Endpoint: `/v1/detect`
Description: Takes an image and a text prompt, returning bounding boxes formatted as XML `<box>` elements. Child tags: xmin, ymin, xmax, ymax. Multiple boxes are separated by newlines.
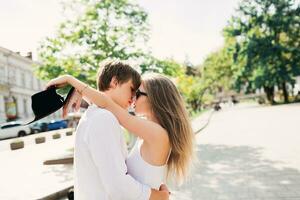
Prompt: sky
<box><xmin>0</xmin><ymin>0</ymin><xmax>240</xmax><ymax>65</ymax></box>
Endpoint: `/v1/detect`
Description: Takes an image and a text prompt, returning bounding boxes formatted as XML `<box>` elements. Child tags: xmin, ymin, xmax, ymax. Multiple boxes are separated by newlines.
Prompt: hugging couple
<box><xmin>46</xmin><ymin>60</ymin><xmax>195</xmax><ymax>200</ymax></box>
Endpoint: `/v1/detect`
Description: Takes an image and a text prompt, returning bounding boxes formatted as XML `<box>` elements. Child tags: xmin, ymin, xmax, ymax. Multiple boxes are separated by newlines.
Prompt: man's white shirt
<box><xmin>74</xmin><ymin>105</ymin><xmax>151</xmax><ymax>200</ymax></box>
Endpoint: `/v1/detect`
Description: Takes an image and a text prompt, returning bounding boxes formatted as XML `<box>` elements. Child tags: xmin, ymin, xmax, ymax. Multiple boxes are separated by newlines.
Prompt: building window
<box><xmin>21</xmin><ymin>72</ymin><xmax>26</xmax><ymax>87</ymax></box>
<box><xmin>30</xmin><ymin>76</ymin><xmax>34</xmax><ymax>90</ymax></box>
<box><xmin>9</xmin><ymin>68</ymin><xmax>16</xmax><ymax>86</ymax></box>
<box><xmin>23</xmin><ymin>98</ymin><xmax>28</xmax><ymax>117</ymax></box>
<box><xmin>0</xmin><ymin>65</ymin><xmax>5</xmax><ymax>82</ymax></box>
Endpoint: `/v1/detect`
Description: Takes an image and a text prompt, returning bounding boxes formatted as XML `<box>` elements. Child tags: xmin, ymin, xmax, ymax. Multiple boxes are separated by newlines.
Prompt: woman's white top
<box><xmin>126</xmin><ymin>138</ymin><xmax>170</xmax><ymax>189</ymax></box>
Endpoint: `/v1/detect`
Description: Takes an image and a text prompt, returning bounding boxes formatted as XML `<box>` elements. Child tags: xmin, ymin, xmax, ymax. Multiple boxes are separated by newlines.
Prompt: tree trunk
<box><xmin>264</xmin><ymin>86</ymin><xmax>275</xmax><ymax>104</ymax></box>
<box><xmin>282</xmin><ymin>82</ymin><xmax>289</xmax><ymax>103</ymax></box>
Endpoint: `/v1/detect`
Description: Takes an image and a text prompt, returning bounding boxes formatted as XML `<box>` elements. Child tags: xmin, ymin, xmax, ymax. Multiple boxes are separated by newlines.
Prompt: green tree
<box><xmin>225</xmin><ymin>0</ymin><xmax>300</xmax><ymax>104</ymax></box>
<box><xmin>142</xmin><ymin>57</ymin><xmax>184</xmax><ymax>76</ymax></box>
<box><xmin>177</xmin><ymin>75</ymin><xmax>203</xmax><ymax>113</ymax></box>
<box><xmin>200</xmin><ymin>40</ymin><xmax>236</xmax><ymax>100</ymax></box>
<box><xmin>37</xmin><ymin>0</ymin><xmax>149</xmax><ymax>88</ymax></box>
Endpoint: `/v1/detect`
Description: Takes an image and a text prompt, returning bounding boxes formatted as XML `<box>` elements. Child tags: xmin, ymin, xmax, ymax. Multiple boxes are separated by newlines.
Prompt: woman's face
<box><xmin>134</xmin><ymin>83</ymin><xmax>151</xmax><ymax>115</ymax></box>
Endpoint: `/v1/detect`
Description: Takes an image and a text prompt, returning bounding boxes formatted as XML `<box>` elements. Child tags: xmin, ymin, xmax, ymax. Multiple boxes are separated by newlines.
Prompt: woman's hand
<box><xmin>45</xmin><ymin>75</ymin><xmax>73</xmax><ymax>89</ymax></box>
<box><xmin>149</xmin><ymin>184</ymin><xmax>170</xmax><ymax>200</ymax></box>
<box><xmin>159</xmin><ymin>184</ymin><xmax>170</xmax><ymax>195</ymax></box>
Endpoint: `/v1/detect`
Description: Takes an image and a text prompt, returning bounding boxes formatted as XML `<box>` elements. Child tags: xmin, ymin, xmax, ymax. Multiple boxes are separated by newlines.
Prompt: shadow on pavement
<box><xmin>43</xmin><ymin>164</ymin><xmax>73</xmax><ymax>184</ymax></box>
<box><xmin>172</xmin><ymin>144</ymin><xmax>300</xmax><ymax>200</ymax></box>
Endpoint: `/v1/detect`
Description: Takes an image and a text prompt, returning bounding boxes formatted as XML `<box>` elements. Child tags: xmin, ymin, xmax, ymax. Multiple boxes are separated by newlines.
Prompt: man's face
<box><xmin>110</xmin><ymin>79</ymin><xmax>136</xmax><ymax>109</ymax></box>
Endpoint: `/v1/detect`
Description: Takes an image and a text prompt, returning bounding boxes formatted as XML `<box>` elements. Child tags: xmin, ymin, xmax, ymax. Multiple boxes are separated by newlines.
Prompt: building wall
<box><xmin>0</xmin><ymin>46</ymin><xmax>60</xmax><ymax>123</ymax></box>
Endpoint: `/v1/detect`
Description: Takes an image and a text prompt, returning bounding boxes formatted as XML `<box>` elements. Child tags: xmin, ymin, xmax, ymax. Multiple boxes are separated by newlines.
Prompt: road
<box><xmin>172</xmin><ymin>103</ymin><xmax>300</xmax><ymax>200</ymax></box>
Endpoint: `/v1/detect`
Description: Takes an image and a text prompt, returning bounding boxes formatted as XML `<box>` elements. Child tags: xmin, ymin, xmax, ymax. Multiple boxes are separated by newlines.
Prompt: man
<box><xmin>65</xmin><ymin>61</ymin><xmax>169</xmax><ymax>200</ymax></box>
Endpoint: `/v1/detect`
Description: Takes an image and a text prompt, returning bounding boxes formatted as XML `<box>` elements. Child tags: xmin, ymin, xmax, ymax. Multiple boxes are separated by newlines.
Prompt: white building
<box><xmin>0</xmin><ymin>46</ymin><xmax>60</xmax><ymax>123</ymax></box>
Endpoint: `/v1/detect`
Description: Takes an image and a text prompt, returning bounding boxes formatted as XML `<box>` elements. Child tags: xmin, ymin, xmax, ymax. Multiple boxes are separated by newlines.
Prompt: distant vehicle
<box><xmin>47</xmin><ymin>120</ymin><xmax>68</xmax><ymax>131</ymax></box>
<box><xmin>30</xmin><ymin>122</ymin><xmax>48</xmax><ymax>133</ymax></box>
<box><xmin>0</xmin><ymin>121</ymin><xmax>31</xmax><ymax>140</ymax></box>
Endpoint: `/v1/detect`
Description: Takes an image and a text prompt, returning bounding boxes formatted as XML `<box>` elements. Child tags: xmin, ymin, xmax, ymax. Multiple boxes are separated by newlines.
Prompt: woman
<box><xmin>46</xmin><ymin>73</ymin><xmax>195</xmax><ymax>188</ymax></box>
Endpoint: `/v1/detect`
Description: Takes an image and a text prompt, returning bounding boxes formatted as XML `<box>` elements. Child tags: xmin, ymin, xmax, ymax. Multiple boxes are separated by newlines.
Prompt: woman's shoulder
<box><xmin>145</xmin><ymin>125</ymin><xmax>170</xmax><ymax>148</ymax></box>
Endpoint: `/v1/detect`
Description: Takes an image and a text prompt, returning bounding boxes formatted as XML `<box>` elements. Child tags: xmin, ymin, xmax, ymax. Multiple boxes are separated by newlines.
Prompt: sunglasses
<box><xmin>136</xmin><ymin>88</ymin><xmax>148</xmax><ymax>99</ymax></box>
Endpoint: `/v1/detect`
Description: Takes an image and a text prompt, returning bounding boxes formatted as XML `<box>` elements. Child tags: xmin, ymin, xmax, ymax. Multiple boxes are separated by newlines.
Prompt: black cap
<box><xmin>25</xmin><ymin>86</ymin><xmax>75</xmax><ymax>125</ymax></box>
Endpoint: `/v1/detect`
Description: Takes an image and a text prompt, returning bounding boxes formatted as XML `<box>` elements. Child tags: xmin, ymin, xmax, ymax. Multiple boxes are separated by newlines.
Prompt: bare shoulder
<box><xmin>142</xmin><ymin>125</ymin><xmax>170</xmax><ymax>164</ymax></box>
<box><xmin>147</xmin><ymin>124</ymin><xmax>170</xmax><ymax>147</ymax></box>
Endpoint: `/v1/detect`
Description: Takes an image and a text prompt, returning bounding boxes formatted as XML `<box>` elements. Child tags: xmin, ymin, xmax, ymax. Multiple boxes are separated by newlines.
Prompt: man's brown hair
<box><xmin>97</xmin><ymin>60</ymin><xmax>141</xmax><ymax>91</ymax></box>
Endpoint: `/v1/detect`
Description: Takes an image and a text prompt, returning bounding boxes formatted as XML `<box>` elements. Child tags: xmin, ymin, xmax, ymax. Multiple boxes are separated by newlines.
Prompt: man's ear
<box><xmin>110</xmin><ymin>76</ymin><xmax>119</xmax><ymax>89</ymax></box>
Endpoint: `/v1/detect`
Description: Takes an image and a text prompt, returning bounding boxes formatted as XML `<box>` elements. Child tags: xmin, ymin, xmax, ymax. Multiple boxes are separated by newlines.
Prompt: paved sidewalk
<box><xmin>0</xmin><ymin>135</ymin><xmax>74</xmax><ymax>199</ymax></box>
<box><xmin>171</xmin><ymin>103</ymin><xmax>300</xmax><ymax>200</ymax></box>
<box><xmin>1</xmin><ymin>103</ymin><xmax>300</xmax><ymax>200</ymax></box>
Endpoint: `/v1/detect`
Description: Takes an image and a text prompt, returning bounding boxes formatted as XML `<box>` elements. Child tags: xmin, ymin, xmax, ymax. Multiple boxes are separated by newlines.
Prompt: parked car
<box><xmin>0</xmin><ymin>121</ymin><xmax>31</xmax><ymax>140</ymax></box>
<box><xmin>30</xmin><ymin>122</ymin><xmax>48</xmax><ymax>133</ymax></box>
<box><xmin>47</xmin><ymin>120</ymin><xmax>68</xmax><ymax>131</ymax></box>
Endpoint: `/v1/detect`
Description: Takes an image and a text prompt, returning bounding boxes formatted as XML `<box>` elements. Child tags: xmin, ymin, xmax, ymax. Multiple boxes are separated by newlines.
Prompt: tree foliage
<box><xmin>200</xmin><ymin>38</ymin><xmax>236</xmax><ymax>99</ymax></box>
<box><xmin>224</xmin><ymin>0</ymin><xmax>300</xmax><ymax>103</ymax></box>
<box><xmin>37</xmin><ymin>0</ymin><xmax>149</xmax><ymax>88</ymax></box>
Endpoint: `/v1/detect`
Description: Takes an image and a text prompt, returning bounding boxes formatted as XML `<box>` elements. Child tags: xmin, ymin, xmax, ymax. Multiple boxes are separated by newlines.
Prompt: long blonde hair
<box><xmin>143</xmin><ymin>73</ymin><xmax>195</xmax><ymax>183</ymax></box>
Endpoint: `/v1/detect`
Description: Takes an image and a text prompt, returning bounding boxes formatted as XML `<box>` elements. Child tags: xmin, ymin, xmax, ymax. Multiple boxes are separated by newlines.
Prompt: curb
<box><xmin>43</xmin><ymin>157</ymin><xmax>73</xmax><ymax>165</ymax></box>
<box><xmin>39</xmin><ymin>186</ymin><xmax>73</xmax><ymax>200</ymax></box>
<box><xmin>4</xmin><ymin>128</ymin><xmax>74</xmax><ymax>152</ymax></box>
<box><xmin>194</xmin><ymin>110</ymin><xmax>215</xmax><ymax>135</ymax></box>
